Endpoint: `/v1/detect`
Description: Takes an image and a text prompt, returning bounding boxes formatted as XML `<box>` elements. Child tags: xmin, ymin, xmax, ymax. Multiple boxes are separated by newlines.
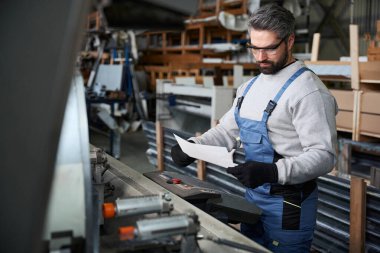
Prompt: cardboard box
<box><xmin>359</xmin><ymin>61</ymin><xmax>380</xmax><ymax>80</ymax></box>
<box><xmin>359</xmin><ymin>91</ymin><xmax>380</xmax><ymax>136</ymax></box>
<box><xmin>330</xmin><ymin>89</ymin><xmax>354</xmax><ymax>132</ymax></box>
<box><xmin>361</xmin><ymin>92</ymin><xmax>380</xmax><ymax>114</ymax></box>
<box><xmin>331</xmin><ymin>89</ymin><xmax>354</xmax><ymax>110</ymax></box>
<box><xmin>360</xmin><ymin>114</ymin><xmax>380</xmax><ymax>135</ymax></box>
<box><xmin>336</xmin><ymin>111</ymin><xmax>353</xmax><ymax>131</ymax></box>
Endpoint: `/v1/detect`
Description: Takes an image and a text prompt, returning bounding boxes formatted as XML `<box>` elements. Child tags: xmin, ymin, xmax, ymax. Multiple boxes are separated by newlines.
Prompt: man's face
<box><xmin>248</xmin><ymin>29</ymin><xmax>293</xmax><ymax>74</ymax></box>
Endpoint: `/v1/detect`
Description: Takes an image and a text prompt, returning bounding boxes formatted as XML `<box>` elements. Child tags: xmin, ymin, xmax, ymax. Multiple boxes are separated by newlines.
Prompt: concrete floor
<box><xmin>89</xmin><ymin>128</ymin><xmax>156</xmax><ymax>174</ymax></box>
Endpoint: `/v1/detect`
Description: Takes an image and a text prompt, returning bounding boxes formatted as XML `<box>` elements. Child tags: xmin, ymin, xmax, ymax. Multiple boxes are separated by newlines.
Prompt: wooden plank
<box><xmin>318</xmin><ymin>76</ymin><xmax>351</xmax><ymax>82</ymax></box>
<box><xmin>199</xmin><ymin>25</ymin><xmax>204</xmax><ymax>48</ymax></box>
<box><xmin>337</xmin><ymin>127</ymin><xmax>352</xmax><ymax>133</ymax></box>
<box><xmin>349</xmin><ymin>176</ymin><xmax>367</xmax><ymax>253</ymax></box>
<box><xmin>360</xmin><ymin>79</ymin><xmax>380</xmax><ymax>84</ymax></box>
<box><xmin>350</xmin><ymin>25</ymin><xmax>360</xmax><ymax>90</ymax></box>
<box><xmin>156</xmin><ymin>121</ymin><xmax>165</xmax><ymax>172</ymax></box>
<box><xmin>139</xmin><ymin>62</ymin><xmax>259</xmax><ymax>73</ymax></box>
<box><xmin>140</xmin><ymin>53</ymin><xmax>203</xmax><ymax>65</ymax></box>
<box><xmin>215</xmin><ymin>0</ymin><xmax>221</xmax><ymax>15</ymax></box>
<box><xmin>311</xmin><ymin>33</ymin><xmax>321</xmax><ymax>61</ymax></box>
<box><xmin>339</xmin><ymin>143</ymin><xmax>352</xmax><ymax>175</ymax></box>
<box><xmin>353</xmin><ymin>90</ymin><xmax>362</xmax><ymax>141</ymax></box>
<box><xmin>196</xmin><ymin>132</ymin><xmax>206</xmax><ymax>180</ymax></box>
<box><xmin>304</xmin><ymin>60</ymin><xmax>350</xmax><ymax>65</ymax></box>
<box><xmin>162</xmin><ymin>32</ymin><xmax>167</xmax><ymax>53</ymax></box>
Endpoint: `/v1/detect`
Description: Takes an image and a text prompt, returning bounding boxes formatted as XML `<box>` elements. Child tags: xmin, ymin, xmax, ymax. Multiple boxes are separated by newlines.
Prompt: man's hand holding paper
<box><xmin>171</xmin><ymin>134</ymin><xmax>237</xmax><ymax>168</ymax></box>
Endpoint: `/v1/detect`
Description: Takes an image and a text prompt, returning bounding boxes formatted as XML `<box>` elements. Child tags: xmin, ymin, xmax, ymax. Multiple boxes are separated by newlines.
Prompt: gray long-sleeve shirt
<box><xmin>191</xmin><ymin>60</ymin><xmax>338</xmax><ymax>185</ymax></box>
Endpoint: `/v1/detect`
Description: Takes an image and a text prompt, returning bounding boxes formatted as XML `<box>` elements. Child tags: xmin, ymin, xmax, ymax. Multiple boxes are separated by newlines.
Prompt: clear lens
<box><xmin>251</xmin><ymin>48</ymin><xmax>277</xmax><ymax>55</ymax></box>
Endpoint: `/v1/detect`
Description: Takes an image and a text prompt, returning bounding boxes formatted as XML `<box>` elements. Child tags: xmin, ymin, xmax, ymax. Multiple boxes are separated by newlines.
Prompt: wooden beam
<box><xmin>311</xmin><ymin>33</ymin><xmax>321</xmax><ymax>61</ymax></box>
<box><xmin>304</xmin><ymin>60</ymin><xmax>350</xmax><ymax>66</ymax></box>
<box><xmin>139</xmin><ymin>53</ymin><xmax>203</xmax><ymax>65</ymax></box>
<box><xmin>196</xmin><ymin>132</ymin><xmax>206</xmax><ymax>180</ymax></box>
<box><xmin>350</xmin><ymin>24</ymin><xmax>360</xmax><ymax>90</ymax></box>
<box><xmin>199</xmin><ymin>25</ymin><xmax>204</xmax><ymax>48</ymax></box>
<box><xmin>339</xmin><ymin>142</ymin><xmax>352</xmax><ymax>175</ymax></box>
<box><xmin>162</xmin><ymin>32</ymin><xmax>167</xmax><ymax>54</ymax></box>
<box><xmin>353</xmin><ymin>90</ymin><xmax>362</xmax><ymax>141</ymax></box>
<box><xmin>349</xmin><ymin>176</ymin><xmax>367</xmax><ymax>253</ymax></box>
<box><xmin>156</xmin><ymin>121</ymin><xmax>165</xmax><ymax>172</ymax></box>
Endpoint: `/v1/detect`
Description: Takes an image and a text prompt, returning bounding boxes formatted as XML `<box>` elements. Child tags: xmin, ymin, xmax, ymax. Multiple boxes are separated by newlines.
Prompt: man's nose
<box><xmin>255</xmin><ymin>50</ymin><xmax>268</xmax><ymax>61</ymax></box>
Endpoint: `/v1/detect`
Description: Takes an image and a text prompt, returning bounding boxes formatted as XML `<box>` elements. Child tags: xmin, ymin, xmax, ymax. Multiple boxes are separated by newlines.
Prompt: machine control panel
<box><xmin>144</xmin><ymin>171</ymin><xmax>222</xmax><ymax>201</ymax></box>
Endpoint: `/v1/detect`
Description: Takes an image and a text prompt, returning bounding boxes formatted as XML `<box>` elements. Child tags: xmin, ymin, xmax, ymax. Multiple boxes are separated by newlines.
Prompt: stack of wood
<box><xmin>367</xmin><ymin>20</ymin><xmax>380</xmax><ymax>61</ymax></box>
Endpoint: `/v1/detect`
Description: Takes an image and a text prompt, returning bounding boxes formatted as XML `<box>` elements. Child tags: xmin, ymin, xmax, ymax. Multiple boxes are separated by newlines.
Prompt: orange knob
<box><xmin>102</xmin><ymin>203</ymin><xmax>116</xmax><ymax>218</ymax></box>
<box><xmin>119</xmin><ymin>226</ymin><xmax>135</xmax><ymax>240</ymax></box>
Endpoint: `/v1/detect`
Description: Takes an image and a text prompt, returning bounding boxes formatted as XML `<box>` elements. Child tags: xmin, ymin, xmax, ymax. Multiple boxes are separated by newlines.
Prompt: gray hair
<box><xmin>248</xmin><ymin>4</ymin><xmax>295</xmax><ymax>40</ymax></box>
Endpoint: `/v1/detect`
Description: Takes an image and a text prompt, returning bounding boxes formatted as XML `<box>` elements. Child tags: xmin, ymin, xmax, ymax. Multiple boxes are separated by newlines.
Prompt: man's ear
<box><xmin>287</xmin><ymin>33</ymin><xmax>295</xmax><ymax>50</ymax></box>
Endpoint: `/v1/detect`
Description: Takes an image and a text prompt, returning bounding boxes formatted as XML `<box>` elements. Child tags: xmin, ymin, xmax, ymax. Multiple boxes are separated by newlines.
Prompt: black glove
<box><xmin>171</xmin><ymin>140</ymin><xmax>195</xmax><ymax>167</ymax></box>
<box><xmin>227</xmin><ymin>161</ymin><xmax>278</xmax><ymax>189</ymax></box>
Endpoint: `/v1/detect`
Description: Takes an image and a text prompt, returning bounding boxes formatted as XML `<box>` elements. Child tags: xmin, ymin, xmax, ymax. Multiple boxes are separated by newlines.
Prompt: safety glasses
<box><xmin>246</xmin><ymin>37</ymin><xmax>286</xmax><ymax>56</ymax></box>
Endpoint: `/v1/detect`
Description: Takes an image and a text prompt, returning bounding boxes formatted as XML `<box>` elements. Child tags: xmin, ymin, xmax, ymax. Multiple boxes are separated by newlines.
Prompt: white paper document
<box><xmin>174</xmin><ymin>134</ymin><xmax>238</xmax><ymax>168</ymax></box>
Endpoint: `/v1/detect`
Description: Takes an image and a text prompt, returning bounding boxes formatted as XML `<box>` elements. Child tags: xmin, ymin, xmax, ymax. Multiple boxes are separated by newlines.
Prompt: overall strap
<box><xmin>262</xmin><ymin>67</ymin><xmax>310</xmax><ymax>122</ymax></box>
<box><xmin>236</xmin><ymin>75</ymin><xmax>259</xmax><ymax>112</ymax></box>
<box><xmin>243</xmin><ymin>76</ymin><xmax>259</xmax><ymax>97</ymax></box>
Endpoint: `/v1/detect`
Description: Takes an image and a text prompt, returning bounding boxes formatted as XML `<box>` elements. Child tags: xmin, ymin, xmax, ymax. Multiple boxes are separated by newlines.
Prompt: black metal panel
<box><xmin>0</xmin><ymin>0</ymin><xmax>90</xmax><ymax>252</ymax></box>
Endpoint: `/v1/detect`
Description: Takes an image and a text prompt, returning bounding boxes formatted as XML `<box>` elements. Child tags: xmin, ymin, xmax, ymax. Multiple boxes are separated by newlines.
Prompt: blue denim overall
<box><xmin>234</xmin><ymin>67</ymin><xmax>318</xmax><ymax>252</ymax></box>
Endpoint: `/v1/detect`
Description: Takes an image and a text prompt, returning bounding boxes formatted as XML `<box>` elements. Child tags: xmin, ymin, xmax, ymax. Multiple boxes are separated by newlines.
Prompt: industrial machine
<box><xmin>38</xmin><ymin>74</ymin><xmax>267</xmax><ymax>253</ymax></box>
<box><xmin>102</xmin><ymin>193</ymin><xmax>173</xmax><ymax>218</ymax></box>
<box><xmin>98</xmin><ymin>152</ymin><xmax>269</xmax><ymax>253</ymax></box>
<box><xmin>111</xmin><ymin>212</ymin><xmax>201</xmax><ymax>253</ymax></box>
<box><xmin>156</xmin><ymin>80</ymin><xmax>235</xmax><ymax>133</ymax></box>
<box><xmin>1</xmin><ymin>1</ymin><xmax>269</xmax><ymax>253</ymax></box>
<box><xmin>144</xmin><ymin>171</ymin><xmax>262</xmax><ymax>225</ymax></box>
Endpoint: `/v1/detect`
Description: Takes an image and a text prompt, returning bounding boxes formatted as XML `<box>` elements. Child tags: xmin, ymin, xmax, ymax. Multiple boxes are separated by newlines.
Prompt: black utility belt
<box><xmin>270</xmin><ymin>179</ymin><xmax>317</xmax><ymax>198</ymax></box>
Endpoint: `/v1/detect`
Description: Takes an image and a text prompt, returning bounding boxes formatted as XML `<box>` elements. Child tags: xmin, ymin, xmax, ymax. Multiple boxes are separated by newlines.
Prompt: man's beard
<box><xmin>257</xmin><ymin>50</ymin><xmax>289</xmax><ymax>75</ymax></box>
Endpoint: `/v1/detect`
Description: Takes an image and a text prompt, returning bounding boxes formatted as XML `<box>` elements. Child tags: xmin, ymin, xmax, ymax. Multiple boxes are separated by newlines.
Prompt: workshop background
<box><xmin>1</xmin><ymin>0</ymin><xmax>380</xmax><ymax>253</ymax></box>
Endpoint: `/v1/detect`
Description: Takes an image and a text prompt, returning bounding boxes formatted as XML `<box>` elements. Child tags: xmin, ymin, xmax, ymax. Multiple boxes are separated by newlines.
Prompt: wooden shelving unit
<box><xmin>307</xmin><ymin>24</ymin><xmax>380</xmax><ymax>141</ymax></box>
<box><xmin>197</xmin><ymin>0</ymin><xmax>247</xmax><ymax>17</ymax></box>
<box><xmin>137</xmin><ymin>0</ymin><xmax>250</xmax><ymax>90</ymax></box>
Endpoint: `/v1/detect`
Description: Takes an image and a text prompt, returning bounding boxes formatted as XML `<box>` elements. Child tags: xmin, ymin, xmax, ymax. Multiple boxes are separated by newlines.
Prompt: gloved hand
<box><xmin>227</xmin><ymin>161</ymin><xmax>278</xmax><ymax>189</ymax></box>
<box><xmin>171</xmin><ymin>140</ymin><xmax>195</xmax><ymax>167</ymax></box>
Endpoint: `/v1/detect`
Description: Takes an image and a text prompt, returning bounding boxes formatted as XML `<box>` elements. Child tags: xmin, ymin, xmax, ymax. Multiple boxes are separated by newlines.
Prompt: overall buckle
<box><xmin>237</xmin><ymin>96</ymin><xmax>245</xmax><ymax>110</ymax></box>
<box><xmin>265</xmin><ymin>100</ymin><xmax>277</xmax><ymax>115</ymax></box>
